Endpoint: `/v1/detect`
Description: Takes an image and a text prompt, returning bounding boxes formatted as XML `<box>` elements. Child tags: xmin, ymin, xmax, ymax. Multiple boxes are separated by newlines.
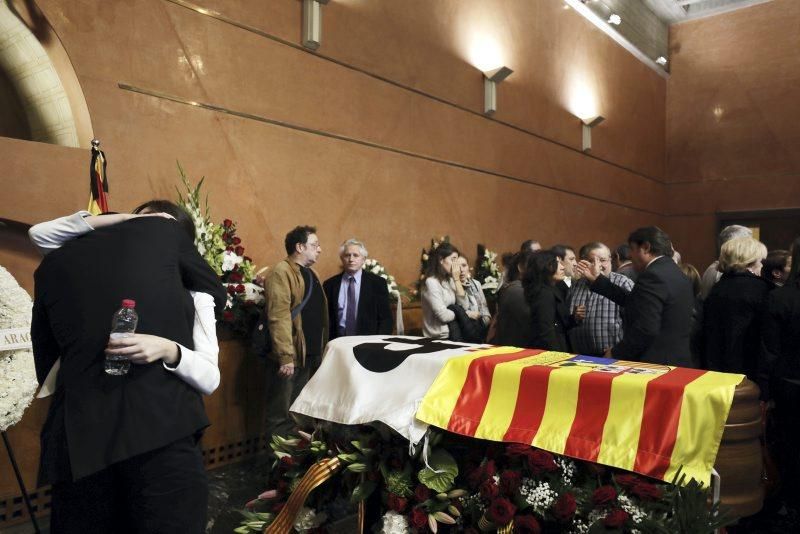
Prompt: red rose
<box><xmin>229</xmin><ymin>272</ymin><xmax>243</xmax><ymax>283</ymax></box>
<box><xmin>603</xmin><ymin>508</ymin><xmax>630</xmax><ymax>528</ymax></box>
<box><xmin>592</xmin><ymin>485</ymin><xmax>617</xmax><ymax>506</ymax></box>
<box><xmin>386</xmin><ymin>493</ymin><xmax>408</xmax><ymax>512</ymax></box>
<box><xmin>410</xmin><ymin>508</ymin><xmax>427</xmax><ymax>528</ymax></box>
<box><xmin>235</xmin><ymin>284</ymin><xmax>245</xmax><ymax>293</ymax></box>
<box><xmin>223</xmin><ymin>219</ymin><xmax>233</xmax><ymax>228</ymax></box>
<box><xmin>513</xmin><ymin>515</ymin><xmax>541</xmax><ymax>534</ymax></box>
<box><xmin>484</xmin><ymin>460</ymin><xmax>497</xmax><ymax>478</ymax></box>
<box><xmin>414</xmin><ymin>485</ymin><xmax>431</xmax><ymax>502</ymax></box>
<box><xmin>499</xmin><ymin>471</ymin><xmax>521</xmax><ymax>496</ymax></box>
<box><xmin>552</xmin><ymin>493</ymin><xmax>577</xmax><ymax>521</ymax></box>
<box><xmin>235</xmin><ymin>246</ymin><xmax>245</xmax><ymax>256</ymax></box>
<box><xmin>614</xmin><ymin>474</ymin><xmax>639</xmax><ymax>489</ymax></box>
<box><xmin>631</xmin><ymin>481</ymin><xmax>663</xmax><ymax>501</ymax></box>
<box><xmin>506</xmin><ymin>443</ymin><xmax>534</xmax><ymax>458</ymax></box>
<box><xmin>223</xmin><ymin>310</ymin><xmax>234</xmax><ymax>321</ymax></box>
<box><xmin>528</xmin><ymin>450</ymin><xmax>558</xmax><ymax>474</ymax></box>
<box><xmin>233</xmin><ymin>236</ymin><xmax>242</xmax><ymax>245</ymax></box>
<box><xmin>226</xmin><ymin>246</ymin><xmax>234</xmax><ymax>252</ymax></box>
<box><xmin>280</xmin><ymin>455</ymin><xmax>295</xmax><ymax>467</ymax></box>
<box><xmin>226</xmin><ymin>285</ymin><xmax>236</xmax><ymax>295</ymax></box>
<box><xmin>480</xmin><ymin>479</ymin><xmax>500</xmax><ymax>500</ymax></box>
<box><xmin>487</xmin><ymin>497</ymin><xmax>516</xmax><ymax>525</ymax></box>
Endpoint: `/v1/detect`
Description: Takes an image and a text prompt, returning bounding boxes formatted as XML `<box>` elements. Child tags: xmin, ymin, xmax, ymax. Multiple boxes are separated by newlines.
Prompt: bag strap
<box><xmin>290</xmin><ymin>268</ymin><xmax>314</xmax><ymax>320</ymax></box>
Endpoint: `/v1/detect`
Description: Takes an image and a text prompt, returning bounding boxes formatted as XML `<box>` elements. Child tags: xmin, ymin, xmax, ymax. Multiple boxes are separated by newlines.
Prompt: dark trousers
<box><xmin>50</xmin><ymin>435</ymin><xmax>207</xmax><ymax>534</ymax></box>
<box><xmin>264</xmin><ymin>354</ymin><xmax>321</xmax><ymax>439</ymax></box>
<box><xmin>773</xmin><ymin>378</ymin><xmax>800</xmax><ymax>506</ymax></box>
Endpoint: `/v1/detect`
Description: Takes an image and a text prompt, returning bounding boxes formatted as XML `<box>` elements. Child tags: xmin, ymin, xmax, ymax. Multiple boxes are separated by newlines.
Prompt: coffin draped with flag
<box><xmin>291</xmin><ymin>336</ymin><xmax>745</xmax><ymax>487</ymax></box>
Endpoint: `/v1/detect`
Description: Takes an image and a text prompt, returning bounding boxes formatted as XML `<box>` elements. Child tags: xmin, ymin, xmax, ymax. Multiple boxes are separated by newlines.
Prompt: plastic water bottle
<box><xmin>105</xmin><ymin>299</ymin><xmax>138</xmax><ymax>376</ymax></box>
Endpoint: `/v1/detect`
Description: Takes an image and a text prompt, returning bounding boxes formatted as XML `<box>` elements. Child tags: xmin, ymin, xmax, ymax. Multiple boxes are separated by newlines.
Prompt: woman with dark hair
<box><xmin>522</xmin><ymin>251</ymin><xmax>570</xmax><ymax>351</ymax></box>
<box><xmin>28</xmin><ymin>202</ymin><xmax>220</xmax><ymax>396</ymax></box>
<box><xmin>420</xmin><ymin>242</ymin><xmax>467</xmax><ymax>339</ymax></box>
<box><xmin>763</xmin><ymin>237</ymin><xmax>800</xmax><ymax>508</ymax></box>
<box><xmin>762</xmin><ymin>249</ymin><xmax>791</xmax><ymax>287</ymax></box>
<box><xmin>491</xmin><ymin>250</ymin><xmax>533</xmax><ymax>346</ymax></box>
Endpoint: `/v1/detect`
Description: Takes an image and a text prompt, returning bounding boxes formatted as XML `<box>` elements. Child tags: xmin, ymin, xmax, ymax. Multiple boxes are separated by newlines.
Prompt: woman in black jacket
<box><xmin>698</xmin><ymin>236</ymin><xmax>771</xmax><ymax>386</ymax></box>
<box><xmin>764</xmin><ymin>238</ymin><xmax>800</xmax><ymax>507</ymax></box>
<box><xmin>522</xmin><ymin>251</ymin><xmax>570</xmax><ymax>352</ymax></box>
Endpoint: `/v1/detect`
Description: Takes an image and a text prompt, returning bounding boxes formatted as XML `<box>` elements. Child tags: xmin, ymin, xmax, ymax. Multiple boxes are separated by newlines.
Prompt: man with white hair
<box><xmin>568</xmin><ymin>242</ymin><xmax>634</xmax><ymax>355</ymax></box>
<box><xmin>699</xmin><ymin>225</ymin><xmax>753</xmax><ymax>299</ymax></box>
<box><xmin>323</xmin><ymin>239</ymin><xmax>392</xmax><ymax>339</ymax></box>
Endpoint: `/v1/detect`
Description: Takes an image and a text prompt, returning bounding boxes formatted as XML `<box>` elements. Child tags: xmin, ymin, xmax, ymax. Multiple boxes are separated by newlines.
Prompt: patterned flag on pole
<box><xmin>87</xmin><ymin>139</ymin><xmax>109</xmax><ymax>215</ymax></box>
<box><xmin>416</xmin><ymin>349</ymin><xmax>744</xmax><ymax>485</ymax></box>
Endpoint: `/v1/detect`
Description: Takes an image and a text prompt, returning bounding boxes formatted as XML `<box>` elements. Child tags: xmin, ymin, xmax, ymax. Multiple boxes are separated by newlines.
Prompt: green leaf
<box><xmin>351</xmin><ymin>480</ymin><xmax>377</xmax><ymax>503</ymax></box>
<box><xmin>347</xmin><ymin>462</ymin><xmax>369</xmax><ymax>473</ymax></box>
<box><xmin>418</xmin><ymin>449</ymin><xmax>458</xmax><ymax>493</ymax></box>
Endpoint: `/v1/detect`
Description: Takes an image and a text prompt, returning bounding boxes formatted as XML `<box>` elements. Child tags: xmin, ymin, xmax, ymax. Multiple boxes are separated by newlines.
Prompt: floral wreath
<box><xmin>0</xmin><ymin>265</ymin><xmax>38</xmax><ymax>432</ymax></box>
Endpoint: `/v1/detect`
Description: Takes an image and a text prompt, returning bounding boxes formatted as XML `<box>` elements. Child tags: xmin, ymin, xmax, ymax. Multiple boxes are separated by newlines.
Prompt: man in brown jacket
<box><xmin>264</xmin><ymin>225</ymin><xmax>328</xmax><ymax>438</ymax></box>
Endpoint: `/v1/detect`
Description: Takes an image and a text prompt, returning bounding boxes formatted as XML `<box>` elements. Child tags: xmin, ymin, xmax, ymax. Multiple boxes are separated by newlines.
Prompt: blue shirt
<box><xmin>337</xmin><ymin>270</ymin><xmax>362</xmax><ymax>334</ymax></box>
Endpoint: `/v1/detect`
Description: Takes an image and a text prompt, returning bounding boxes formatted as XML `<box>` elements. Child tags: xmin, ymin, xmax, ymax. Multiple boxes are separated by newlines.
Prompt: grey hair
<box><xmin>339</xmin><ymin>238</ymin><xmax>368</xmax><ymax>258</ymax></box>
<box><xmin>718</xmin><ymin>225</ymin><xmax>752</xmax><ymax>248</ymax></box>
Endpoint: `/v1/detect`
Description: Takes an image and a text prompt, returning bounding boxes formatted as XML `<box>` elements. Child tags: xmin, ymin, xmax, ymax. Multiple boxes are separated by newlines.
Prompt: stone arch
<box><xmin>0</xmin><ymin>1</ymin><xmax>92</xmax><ymax>147</ymax></box>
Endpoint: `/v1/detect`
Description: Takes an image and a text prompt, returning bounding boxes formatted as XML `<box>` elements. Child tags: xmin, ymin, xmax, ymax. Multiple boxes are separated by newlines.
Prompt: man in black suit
<box><xmin>31</xmin><ymin>212</ymin><xmax>225</xmax><ymax>533</ymax></box>
<box><xmin>576</xmin><ymin>226</ymin><xmax>695</xmax><ymax>367</ymax></box>
<box><xmin>323</xmin><ymin>239</ymin><xmax>392</xmax><ymax>339</ymax></box>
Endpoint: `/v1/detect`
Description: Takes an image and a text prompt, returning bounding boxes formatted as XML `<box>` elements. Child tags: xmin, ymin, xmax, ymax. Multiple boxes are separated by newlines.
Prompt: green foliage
<box><xmin>418</xmin><ymin>448</ymin><xmax>459</xmax><ymax>493</ymax></box>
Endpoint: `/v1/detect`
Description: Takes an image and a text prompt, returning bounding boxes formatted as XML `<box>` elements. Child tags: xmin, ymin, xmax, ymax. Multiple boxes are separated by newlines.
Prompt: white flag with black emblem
<box><xmin>290</xmin><ymin>335</ymin><xmax>480</xmax><ymax>444</ymax></box>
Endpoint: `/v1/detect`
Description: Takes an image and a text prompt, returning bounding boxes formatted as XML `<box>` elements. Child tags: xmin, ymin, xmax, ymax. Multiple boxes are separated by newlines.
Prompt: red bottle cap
<box><xmin>121</xmin><ymin>299</ymin><xmax>136</xmax><ymax>308</ymax></box>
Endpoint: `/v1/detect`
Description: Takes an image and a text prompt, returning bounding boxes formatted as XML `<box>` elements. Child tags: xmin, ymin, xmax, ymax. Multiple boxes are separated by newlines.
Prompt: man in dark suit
<box><xmin>323</xmin><ymin>239</ymin><xmax>392</xmax><ymax>339</ymax></box>
<box><xmin>576</xmin><ymin>226</ymin><xmax>695</xmax><ymax>367</ymax></box>
<box><xmin>31</xmin><ymin>211</ymin><xmax>225</xmax><ymax>533</ymax></box>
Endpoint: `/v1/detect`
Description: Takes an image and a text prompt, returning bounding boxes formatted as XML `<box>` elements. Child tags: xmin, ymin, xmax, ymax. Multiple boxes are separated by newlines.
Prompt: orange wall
<box><xmin>665</xmin><ymin>0</ymin><xmax>800</xmax><ymax>267</ymax></box>
<box><xmin>2</xmin><ymin>0</ymin><xmax>667</xmax><ymax>286</ymax></box>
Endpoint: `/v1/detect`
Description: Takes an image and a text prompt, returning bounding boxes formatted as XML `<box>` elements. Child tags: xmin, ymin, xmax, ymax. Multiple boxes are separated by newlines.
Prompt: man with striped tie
<box><xmin>323</xmin><ymin>239</ymin><xmax>392</xmax><ymax>340</ymax></box>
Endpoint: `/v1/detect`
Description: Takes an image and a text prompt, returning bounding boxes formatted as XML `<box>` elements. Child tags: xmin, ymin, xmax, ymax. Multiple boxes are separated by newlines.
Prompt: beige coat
<box><xmin>264</xmin><ymin>258</ymin><xmax>328</xmax><ymax>366</ymax></box>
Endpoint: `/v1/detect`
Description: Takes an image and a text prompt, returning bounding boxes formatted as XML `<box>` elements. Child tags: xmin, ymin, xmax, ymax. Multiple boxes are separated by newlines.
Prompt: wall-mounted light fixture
<box><xmin>655</xmin><ymin>56</ymin><xmax>668</xmax><ymax>66</ymax></box>
<box><xmin>302</xmin><ymin>0</ymin><xmax>331</xmax><ymax>50</ymax></box>
<box><xmin>482</xmin><ymin>66</ymin><xmax>513</xmax><ymax>115</ymax></box>
<box><xmin>607</xmin><ymin>14</ymin><xmax>621</xmax><ymax>25</ymax></box>
<box><xmin>581</xmin><ymin>115</ymin><xmax>605</xmax><ymax>152</ymax></box>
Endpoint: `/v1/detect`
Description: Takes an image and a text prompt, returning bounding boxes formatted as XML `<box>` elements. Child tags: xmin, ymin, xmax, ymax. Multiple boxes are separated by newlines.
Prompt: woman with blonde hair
<box><xmin>698</xmin><ymin>237</ymin><xmax>771</xmax><ymax>391</ymax></box>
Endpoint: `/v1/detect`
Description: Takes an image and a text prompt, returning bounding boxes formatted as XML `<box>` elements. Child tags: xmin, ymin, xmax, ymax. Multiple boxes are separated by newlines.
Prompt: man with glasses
<box><xmin>263</xmin><ymin>225</ymin><xmax>328</xmax><ymax>438</ymax></box>
<box><xmin>569</xmin><ymin>242</ymin><xmax>633</xmax><ymax>355</ymax></box>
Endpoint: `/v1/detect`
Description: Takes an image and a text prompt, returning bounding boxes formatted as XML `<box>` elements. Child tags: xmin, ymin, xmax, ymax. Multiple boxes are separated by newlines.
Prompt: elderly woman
<box><xmin>698</xmin><ymin>236</ymin><xmax>770</xmax><ymax>388</ymax></box>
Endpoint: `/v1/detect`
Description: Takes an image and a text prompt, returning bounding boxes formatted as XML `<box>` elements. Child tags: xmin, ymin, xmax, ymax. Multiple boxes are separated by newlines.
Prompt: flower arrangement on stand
<box><xmin>413</xmin><ymin>236</ymin><xmax>451</xmax><ymax>300</ymax></box>
<box><xmin>0</xmin><ymin>266</ymin><xmax>38</xmax><ymax>432</ymax></box>
<box><xmin>237</xmin><ymin>426</ymin><xmax>729</xmax><ymax>534</ymax></box>
<box><xmin>175</xmin><ymin>164</ymin><xmax>264</xmax><ymax>334</ymax></box>
<box><xmin>474</xmin><ymin>245</ymin><xmax>501</xmax><ymax>306</ymax></box>
<box><xmin>363</xmin><ymin>258</ymin><xmax>404</xmax><ymax>302</ymax></box>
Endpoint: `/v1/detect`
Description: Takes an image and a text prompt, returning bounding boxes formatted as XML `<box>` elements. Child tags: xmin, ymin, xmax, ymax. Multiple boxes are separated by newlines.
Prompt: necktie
<box><xmin>345</xmin><ymin>275</ymin><xmax>357</xmax><ymax>336</ymax></box>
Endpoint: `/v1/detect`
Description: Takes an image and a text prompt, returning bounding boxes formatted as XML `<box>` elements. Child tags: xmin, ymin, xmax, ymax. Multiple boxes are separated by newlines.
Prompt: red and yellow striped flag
<box><xmin>87</xmin><ymin>140</ymin><xmax>109</xmax><ymax>215</ymax></box>
<box><xmin>416</xmin><ymin>349</ymin><xmax>744</xmax><ymax>485</ymax></box>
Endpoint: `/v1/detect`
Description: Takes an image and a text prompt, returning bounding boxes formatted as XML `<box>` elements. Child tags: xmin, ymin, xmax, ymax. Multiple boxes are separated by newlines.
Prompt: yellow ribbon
<box><xmin>264</xmin><ymin>457</ymin><xmax>342</xmax><ymax>533</ymax></box>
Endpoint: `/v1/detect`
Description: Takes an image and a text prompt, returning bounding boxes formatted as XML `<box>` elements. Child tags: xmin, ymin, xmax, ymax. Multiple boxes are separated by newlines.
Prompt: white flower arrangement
<box><xmin>475</xmin><ymin>245</ymin><xmax>503</xmax><ymax>293</ymax></box>
<box><xmin>380</xmin><ymin>510</ymin><xmax>411</xmax><ymax>534</ymax></box>
<box><xmin>363</xmin><ymin>258</ymin><xmax>401</xmax><ymax>301</ymax></box>
<box><xmin>520</xmin><ymin>478</ymin><xmax>557</xmax><ymax>514</ymax></box>
<box><xmin>0</xmin><ymin>266</ymin><xmax>38</xmax><ymax>432</ymax></box>
<box><xmin>292</xmin><ymin>506</ymin><xmax>327</xmax><ymax>532</ymax></box>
